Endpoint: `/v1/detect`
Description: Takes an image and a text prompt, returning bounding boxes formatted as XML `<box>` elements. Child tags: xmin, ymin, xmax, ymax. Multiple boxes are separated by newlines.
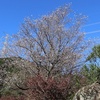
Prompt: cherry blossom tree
<box><xmin>3</xmin><ymin>4</ymin><xmax>87</xmax><ymax>78</ymax></box>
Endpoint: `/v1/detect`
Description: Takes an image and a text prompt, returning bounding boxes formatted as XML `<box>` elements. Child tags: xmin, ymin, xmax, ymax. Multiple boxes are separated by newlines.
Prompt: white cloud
<box><xmin>85</xmin><ymin>30</ymin><xmax>100</xmax><ymax>34</ymax></box>
<box><xmin>84</xmin><ymin>22</ymin><xmax>100</xmax><ymax>27</ymax></box>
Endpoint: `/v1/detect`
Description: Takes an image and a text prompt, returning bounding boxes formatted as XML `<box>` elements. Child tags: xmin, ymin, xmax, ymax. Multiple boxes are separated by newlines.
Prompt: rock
<box><xmin>73</xmin><ymin>82</ymin><xmax>100</xmax><ymax>100</ymax></box>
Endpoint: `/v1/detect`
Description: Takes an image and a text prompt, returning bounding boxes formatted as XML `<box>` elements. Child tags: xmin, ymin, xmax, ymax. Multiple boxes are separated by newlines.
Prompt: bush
<box><xmin>15</xmin><ymin>74</ymin><xmax>73</xmax><ymax>100</ymax></box>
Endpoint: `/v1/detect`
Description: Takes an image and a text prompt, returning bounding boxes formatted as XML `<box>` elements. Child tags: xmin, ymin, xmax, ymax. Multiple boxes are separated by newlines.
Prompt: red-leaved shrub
<box><xmin>19</xmin><ymin>75</ymin><xmax>71</xmax><ymax>100</ymax></box>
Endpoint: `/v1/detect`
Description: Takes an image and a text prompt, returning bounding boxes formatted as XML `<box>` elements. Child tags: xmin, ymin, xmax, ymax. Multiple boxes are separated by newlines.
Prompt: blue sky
<box><xmin>0</xmin><ymin>0</ymin><xmax>100</xmax><ymax>42</ymax></box>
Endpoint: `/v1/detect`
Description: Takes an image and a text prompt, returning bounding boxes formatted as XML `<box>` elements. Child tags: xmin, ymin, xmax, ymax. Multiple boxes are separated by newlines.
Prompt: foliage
<box><xmin>15</xmin><ymin>74</ymin><xmax>74</xmax><ymax>100</ymax></box>
<box><xmin>81</xmin><ymin>64</ymin><xmax>99</xmax><ymax>84</ymax></box>
<box><xmin>82</xmin><ymin>44</ymin><xmax>100</xmax><ymax>84</ymax></box>
<box><xmin>0</xmin><ymin>57</ymin><xmax>23</xmax><ymax>98</ymax></box>
<box><xmin>87</xmin><ymin>44</ymin><xmax>100</xmax><ymax>62</ymax></box>
<box><xmin>0</xmin><ymin>58</ymin><xmax>5</xmax><ymax>65</ymax></box>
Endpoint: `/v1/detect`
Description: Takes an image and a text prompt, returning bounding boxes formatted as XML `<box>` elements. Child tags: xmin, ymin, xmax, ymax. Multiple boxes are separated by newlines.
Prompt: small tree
<box><xmin>81</xmin><ymin>44</ymin><xmax>100</xmax><ymax>84</ymax></box>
